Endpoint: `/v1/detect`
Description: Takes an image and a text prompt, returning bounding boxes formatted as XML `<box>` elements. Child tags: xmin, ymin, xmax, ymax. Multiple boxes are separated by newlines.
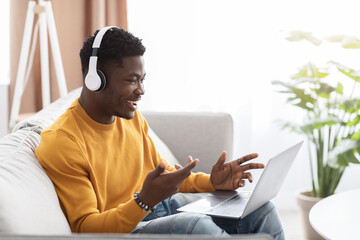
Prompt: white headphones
<box><xmin>85</xmin><ymin>26</ymin><xmax>119</xmax><ymax>92</ymax></box>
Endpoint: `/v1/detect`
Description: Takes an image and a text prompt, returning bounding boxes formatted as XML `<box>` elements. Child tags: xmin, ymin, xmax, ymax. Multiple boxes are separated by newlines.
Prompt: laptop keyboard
<box><xmin>206</xmin><ymin>192</ymin><xmax>252</xmax><ymax>217</ymax></box>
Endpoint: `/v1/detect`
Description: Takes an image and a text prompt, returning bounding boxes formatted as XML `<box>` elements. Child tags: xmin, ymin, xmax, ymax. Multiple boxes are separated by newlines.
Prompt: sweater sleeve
<box><xmin>179</xmin><ymin>172</ymin><xmax>215</xmax><ymax>193</ymax></box>
<box><xmin>35</xmin><ymin>130</ymin><xmax>148</xmax><ymax>233</ymax></box>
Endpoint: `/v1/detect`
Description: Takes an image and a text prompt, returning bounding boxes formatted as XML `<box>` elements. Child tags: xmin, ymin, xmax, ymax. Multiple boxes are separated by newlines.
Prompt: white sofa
<box><xmin>0</xmin><ymin>88</ymin><xmax>272</xmax><ymax>239</ymax></box>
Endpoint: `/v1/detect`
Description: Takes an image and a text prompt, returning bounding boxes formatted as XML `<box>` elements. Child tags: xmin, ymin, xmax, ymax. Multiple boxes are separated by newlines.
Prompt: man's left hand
<box><xmin>210</xmin><ymin>151</ymin><xmax>264</xmax><ymax>190</ymax></box>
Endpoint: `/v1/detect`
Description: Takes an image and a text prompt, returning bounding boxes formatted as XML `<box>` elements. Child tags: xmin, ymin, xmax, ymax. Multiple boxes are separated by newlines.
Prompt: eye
<box><xmin>126</xmin><ymin>79</ymin><xmax>136</xmax><ymax>83</ymax></box>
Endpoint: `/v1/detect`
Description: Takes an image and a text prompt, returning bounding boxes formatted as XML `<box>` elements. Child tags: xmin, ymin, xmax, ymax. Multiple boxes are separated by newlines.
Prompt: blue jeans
<box><xmin>131</xmin><ymin>193</ymin><xmax>284</xmax><ymax>239</ymax></box>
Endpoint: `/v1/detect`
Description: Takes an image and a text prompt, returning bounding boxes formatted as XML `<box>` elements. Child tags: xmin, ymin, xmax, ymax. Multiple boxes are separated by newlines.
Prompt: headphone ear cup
<box><xmin>96</xmin><ymin>70</ymin><xmax>106</xmax><ymax>92</ymax></box>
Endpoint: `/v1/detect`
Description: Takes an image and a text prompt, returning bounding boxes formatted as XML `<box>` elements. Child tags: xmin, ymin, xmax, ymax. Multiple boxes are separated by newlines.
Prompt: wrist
<box><xmin>134</xmin><ymin>191</ymin><xmax>154</xmax><ymax>213</ymax></box>
<box><xmin>209</xmin><ymin>174</ymin><xmax>216</xmax><ymax>187</ymax></box>
<box><xmin>137</xmin><ymin>191</ymin><xmax>156</xmax><ymax>207</ymax></box>
<box><xmin>209</xmin><ymin>175</ymin><xmax>217</xmax><ymax>191</ymax></box>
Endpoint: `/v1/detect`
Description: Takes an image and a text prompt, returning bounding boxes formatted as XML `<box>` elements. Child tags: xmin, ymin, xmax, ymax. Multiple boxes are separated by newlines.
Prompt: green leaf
<box><xmin>337</xmin><ymin>156</ymin><xmax>350</xmax><ymax>167</ymax></box>
<box><xmin>299</xmin><ymin>124</ymin><xmax>314</xmax><ymax>135</ymax></box>
<box><xmin>352</xmin><ymin>130</ymin><xmax>360</xmax><ymax>140</ymax></box>
<box><xmin>340</xmin><ymin>98</ymin><xmax>360</xmax><ymax>113</ymax></box>
<box><xmin>290</xmin><ymin>66</ymin><xmax>309</xmax><ymax>79</ymax></box>
<box><xmin>337</xmin><ymin>67</ymin><xmax>360</xmax><ymax>82</ymax></box>
<box><xmin>316</xmin><ymin>71</ymin><xmax>329</xmax><ymax>79</ymax></box>
<box><xmin>276</xmin><ymin>121</ymin><xmax>313</xmax><ymax>137</ymax></box>
<box><xmin>285</xmin><ymin>31</ymin><xmax>322</xmax><ymax>45</ymax></box>
<box><xmin>336</xmin><ymin>151</ymin><xmax>360</xmax><ymax>167</ymax></box>
<box><xmin>346</xmin><ymin>115</ymin><xmax>360</xmax><ymax>128</ymax></box>
<box><xmin>346</xmin><ymin>151</ymin><xmax>360</xmax><ymax>164</ymax></box>
<box><xmin>294</xmin><ymin>101</ymin><xmax>313</xmax><ymax>111</ymax></box>
<box><xmin>328</xmin><ymin>139</ymin><xmax>360</xmax><ymax>168</ymax></box>
<box><xmin>273</xmin><ymin>80</ymin><xmax>317</xmax><ymax>112</ymax></box>
<box><xmin>281</xmin><ymin>122</ymin><xmax>303</xmax><ymax>134</ymax></box>
<box><xmin>317</xmin><ymin>83</ymin><xmax>336</xmax><ymax>99</ymax></box>
<box><xmin>291</xmin><ymin>63</ymin><xmax>329</xmax><ymax>80</ymax></box>
<box><xmin>336</xmin><ymin>83</ymin><xmax>343</xmax><ymax>94</ymax></box>
<box><xmin>298</xmin><ymin>118</ymin><xmax>338</xmax><ymax>135</ymax></box>
<box><xmin>315</xmin><ymin>119</ymin><xmax>338</xmax><ymax>128</ymax></box>
<box><xmin>342</xmin><ymin>37</ymin><xmax>360</xmax><ymax>49</ymax></box>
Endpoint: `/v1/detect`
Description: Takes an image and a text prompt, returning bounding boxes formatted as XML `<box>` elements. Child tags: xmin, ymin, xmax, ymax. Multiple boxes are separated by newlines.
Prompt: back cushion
<box><xmin>0</xmin><ymin>127</ymin><xmax>71</xmax><ymax>234</ymax></box>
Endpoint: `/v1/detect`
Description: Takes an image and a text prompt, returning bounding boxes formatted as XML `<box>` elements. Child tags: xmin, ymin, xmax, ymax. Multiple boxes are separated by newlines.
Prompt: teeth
<box><xmin>127</xmin><ymin>100</ymin><xmax>138</xmax><ymax>105</ymax></box>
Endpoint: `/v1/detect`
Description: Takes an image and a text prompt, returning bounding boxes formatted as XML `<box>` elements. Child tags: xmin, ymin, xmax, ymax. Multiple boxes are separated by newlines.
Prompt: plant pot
<box><xmin>296</xmin><ymin>190</ymin><xmax>324</xmax><ymax>240</ymax></box>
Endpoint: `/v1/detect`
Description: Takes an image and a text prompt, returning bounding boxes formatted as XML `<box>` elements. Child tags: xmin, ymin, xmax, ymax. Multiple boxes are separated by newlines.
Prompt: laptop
<box><xmin>177</xmin><ymin>141</ymin><xmax>303</xmax><ymax>219</ymax></box>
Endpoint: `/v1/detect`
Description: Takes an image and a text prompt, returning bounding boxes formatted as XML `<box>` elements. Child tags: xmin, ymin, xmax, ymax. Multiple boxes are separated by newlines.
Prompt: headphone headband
<box><xmin>92</xmin><ymin>26</ymin><xmax>118</xmax><ymax>49</ymax></box>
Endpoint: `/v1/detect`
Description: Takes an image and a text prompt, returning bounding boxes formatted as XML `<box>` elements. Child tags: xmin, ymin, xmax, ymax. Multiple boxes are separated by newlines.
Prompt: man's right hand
<box><xmin>137</xmin><ymin>157</ymin><xmax>198</xmax><ymax>207</ymax></box>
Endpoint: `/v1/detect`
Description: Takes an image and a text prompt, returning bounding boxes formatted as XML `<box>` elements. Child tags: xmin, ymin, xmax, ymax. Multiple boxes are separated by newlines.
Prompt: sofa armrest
<box><xmin>143</xmin><ymin>112</ymin><xmax>233</xmax><ymax>174</ymax></box>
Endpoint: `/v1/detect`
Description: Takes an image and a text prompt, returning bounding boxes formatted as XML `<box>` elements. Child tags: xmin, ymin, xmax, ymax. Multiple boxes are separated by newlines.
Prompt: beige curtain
<box><xmin>10</xmin><ymin>0</ymin><xmax>128</xmax><ymax>115</ymax></box>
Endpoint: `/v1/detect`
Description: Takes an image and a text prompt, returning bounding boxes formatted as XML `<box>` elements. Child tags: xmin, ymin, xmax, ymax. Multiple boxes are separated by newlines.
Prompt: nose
<box><xmin>135</xmin><ymin>82</ymin><xmax>145</xmax><ymax>95</ymax></box>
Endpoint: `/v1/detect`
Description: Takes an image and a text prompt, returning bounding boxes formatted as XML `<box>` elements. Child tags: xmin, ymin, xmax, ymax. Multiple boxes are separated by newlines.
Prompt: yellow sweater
<box><xmin>35</xmin><ymin>99</ymin><xmax>215</xmax><ymax>233</ymax></box>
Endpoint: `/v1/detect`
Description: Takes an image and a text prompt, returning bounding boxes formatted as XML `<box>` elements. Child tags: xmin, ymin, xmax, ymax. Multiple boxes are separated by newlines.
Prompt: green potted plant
<box><xmin>273</xmin><ymin>61</ymin><xmax>360</xmax><ymax>197</ymax></box>
<box><xmin>272</xmin><ymin>60</ymin><xmax>360</xmax><ymax>239</ymax></box>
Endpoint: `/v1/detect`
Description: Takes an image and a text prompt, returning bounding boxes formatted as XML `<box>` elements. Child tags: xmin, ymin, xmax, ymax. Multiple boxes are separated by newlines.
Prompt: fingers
<box><xmin>236</xmin><ymin>153</ymin><xmax>259</xmax><ymax>165</ymax></box>
<box><xmin>241</xmin><ymin>163</ymin><xmax>265</xmax><ymax>171</ymax></box>
<box><xmin>164</xmin><ymin>156</ymin><xmax>198</xmax><ymax>179</ymax></box>
<box><xmin>236</xmin><ymin>172</ymin><xmax>253</xmax><ymax>188</ymax></box>
<box><xmin>175</xmin><ymin>164</ymin><xmax>183</xmax><ymax>170</ymax></box>
<box><xmin>174</xmin><ymin>157</ymin><xmax>198</xmax><ymax>178</ymax></box>
<box><xmin>174</xmin><ymin>156</ymin><xmax>194</xmax><ymax>171</ymax></box>
<box><xmin>182</xmin><ymin>158</ymin><xmax>199</xmax><ymax>172</ymax></box>
<box><xmin>151</xmin><ymin>161</ymin><xmax>166</xmax><ymax>178</ymax></box>
<box><xmin>239</xmin><ymin>179</ymin><xmax>245</xmax><ymax>187</ymax></box>
<box><xmin>213</xmin><ymin>151</ymin><xmax>227</xmax><ymax>170</ymax></box>
<box><xmin>242</xmin><ymin>172</ymin><xmax>253</xmax><ymax>183</ymax></box>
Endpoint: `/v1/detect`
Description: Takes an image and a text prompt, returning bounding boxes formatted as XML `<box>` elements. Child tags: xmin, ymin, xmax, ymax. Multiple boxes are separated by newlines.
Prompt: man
<box><xmin>35</xmin><ymin>27</ymin><xmax>284</xmax><ymax>239</ymax></box>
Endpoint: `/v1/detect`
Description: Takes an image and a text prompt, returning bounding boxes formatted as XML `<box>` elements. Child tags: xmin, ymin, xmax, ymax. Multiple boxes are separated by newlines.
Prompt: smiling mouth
<box><xmin>126</xmin><ymin>100</ymin><xmax>139</xmax><ymax>110</ymax></box>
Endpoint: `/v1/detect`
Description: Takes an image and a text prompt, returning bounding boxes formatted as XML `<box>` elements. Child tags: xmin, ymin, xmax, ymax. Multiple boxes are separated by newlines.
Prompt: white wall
<box><xmin>128</xmin><ymin>0</ymin><xmax>360</xmax><ymax>210</ymax></box>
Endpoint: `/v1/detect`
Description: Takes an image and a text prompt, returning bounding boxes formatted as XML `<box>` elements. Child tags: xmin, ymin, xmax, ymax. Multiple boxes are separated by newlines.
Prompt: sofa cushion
<box><xmin>0</xmin><ymin>127</ymin><xmax>71</xmax><ymax>234</ymax></box>
<box><xmin>148</xmin><ymin>127</ymin><xmax>179</xmax><ymax>166</ymax></box>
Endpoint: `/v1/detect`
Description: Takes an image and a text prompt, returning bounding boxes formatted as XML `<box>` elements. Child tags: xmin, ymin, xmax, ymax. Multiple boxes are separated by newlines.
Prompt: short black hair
<box><xmin>80</xmin><ymin>27</ymin><xmax>146</xmax><ymax>77</ymax></box>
